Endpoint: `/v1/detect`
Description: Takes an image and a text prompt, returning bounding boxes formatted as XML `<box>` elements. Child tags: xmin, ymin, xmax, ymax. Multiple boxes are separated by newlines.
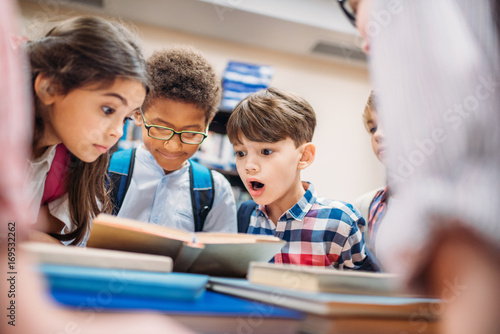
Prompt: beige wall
<box><xmin>18</xmin><ymin>1</ymin><xmax>385</xmax><ymax>203</ymax></box>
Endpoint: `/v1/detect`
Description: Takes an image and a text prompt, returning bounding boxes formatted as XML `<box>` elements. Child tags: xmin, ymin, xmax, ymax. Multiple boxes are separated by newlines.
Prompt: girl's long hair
<box><xmin>28</xmin><ymin>16</ymin><xmax>148</xmax><ymax>245</ymax></box>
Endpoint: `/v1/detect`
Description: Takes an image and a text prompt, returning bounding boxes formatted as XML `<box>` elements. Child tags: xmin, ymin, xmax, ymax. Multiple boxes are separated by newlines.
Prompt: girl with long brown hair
<box><xmin>27</xmin><ymin>16</ymin><xmax>149</xmax><ymax>245</ymax></box>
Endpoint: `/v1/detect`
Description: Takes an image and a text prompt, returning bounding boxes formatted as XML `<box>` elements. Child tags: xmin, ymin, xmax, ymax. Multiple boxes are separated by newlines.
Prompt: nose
<box><xmin>244</xmin><ymin>154</ymin><xmax>259</xmax><ymax>173</ymax></box>
<box><xmin>107</xmin><ymin>119</ymin><xmax>124</xmax><ymax>140</ymax></box>
<box><xmin>374</xmin><ymin>126</ymin><xmax>385</xmax><ymax>143</ymax></box>
<box><xmin>163</xmin><ymin>132</ymin><xmax>183</xmax><ymax>149</ymax></box>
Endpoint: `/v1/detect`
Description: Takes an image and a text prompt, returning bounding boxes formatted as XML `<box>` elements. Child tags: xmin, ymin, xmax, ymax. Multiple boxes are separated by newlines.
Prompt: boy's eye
<box><xmin>235</xmin><ymin>151</ymin><xmax>246</xmax><ymax>158</ymax></box>
<box><xmin>183</xmin><ymin>132</ymin><xmax>197</xmax><ymax>139</ymax></box>
<box><xmin>102</xmin><ymin>106</ymin><xmax>115</xmax><ymax>115</ymax></box>
<box><xmin>369</xmin><ymin>125</ymin><xmax>378</xmax><ymax>134</ymax></box>
<box><xmin>261</xmin><ymin>148</ymin><xmax>273</xmax><ymax>156</ymax></box>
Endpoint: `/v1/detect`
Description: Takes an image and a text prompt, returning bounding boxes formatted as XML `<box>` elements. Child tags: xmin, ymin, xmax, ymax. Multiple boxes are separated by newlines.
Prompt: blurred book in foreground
<box><xmin>22</xmin><ymin>241</ymin><xmax>173</xmax><ymax>272</ymax></box>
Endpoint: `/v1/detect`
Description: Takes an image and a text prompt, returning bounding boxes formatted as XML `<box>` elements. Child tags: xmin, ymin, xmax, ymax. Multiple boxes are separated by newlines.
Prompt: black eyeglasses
<box><xmin>139</xmin><ymin>108</ymin><xmax>208</xmax><ymax>145</ymax></box>
<box><xmin>338</xmin><ymin>0</ymin><xmax>357</xmax><ymax>27</ymax></box>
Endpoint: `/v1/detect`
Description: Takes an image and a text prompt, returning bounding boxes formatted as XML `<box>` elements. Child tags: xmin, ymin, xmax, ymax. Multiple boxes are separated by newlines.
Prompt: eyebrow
<box><xmin>149</xmin><ymin>118</ymin><xmax>203</xmax><ymax>130</ymax></box>
<box><xmin>103</xmin><ymin>93</ymin><xmax>128</xmax><ymax>106</ymax></box>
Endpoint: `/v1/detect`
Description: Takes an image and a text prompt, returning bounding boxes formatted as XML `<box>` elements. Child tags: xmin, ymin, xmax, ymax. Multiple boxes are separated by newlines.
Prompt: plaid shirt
<box><xmin>247</xmin><ymin>182</ymin><xmax>369</xmax><ymax>269</ymax></box>
<box><xmin>367</xmin><ymin>186</ymin><xmax>389</xmax><ymax>252</ymax></box>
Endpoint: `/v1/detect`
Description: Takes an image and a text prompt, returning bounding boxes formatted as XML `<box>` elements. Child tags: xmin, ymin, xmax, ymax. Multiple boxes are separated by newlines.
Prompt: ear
<box><xmin>298</xmin><ymin>142</ymin><xmax>315</xmax><ymax>170</ymax></box>
<box><xmin>34</xmin><ymin>74</ymin><xmax>57</xmax><ymax>105</ymax></box>
<box><xmin>133</xmin><ymin>110</ymin><xmax>143</xmax><ymax>126</ymax></box>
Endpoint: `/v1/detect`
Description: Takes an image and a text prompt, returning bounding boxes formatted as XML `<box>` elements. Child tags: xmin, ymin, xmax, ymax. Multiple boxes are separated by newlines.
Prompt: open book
<box><xmin>87</xmin><ymin>214</ymin><xmax>285</xmax><ymax>277</ymax></box>
<box><xmin>248</xmin><ymin>262</ymin><xmax>402</xmax><ymax>296</ymax></box>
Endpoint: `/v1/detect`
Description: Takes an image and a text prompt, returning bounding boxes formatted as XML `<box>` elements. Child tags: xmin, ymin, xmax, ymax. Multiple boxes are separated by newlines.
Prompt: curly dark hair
<box><xmin>144</xmin><ymin>46</ymin><xmax>222</xmax><ymax>123</ymax></box>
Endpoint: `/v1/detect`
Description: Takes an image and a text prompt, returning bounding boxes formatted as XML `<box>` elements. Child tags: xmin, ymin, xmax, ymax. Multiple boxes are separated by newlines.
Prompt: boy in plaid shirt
<box><xmin>227</xmin><ymin>87</ymin><xmax>378</xmax><ymax>270</ymax></box>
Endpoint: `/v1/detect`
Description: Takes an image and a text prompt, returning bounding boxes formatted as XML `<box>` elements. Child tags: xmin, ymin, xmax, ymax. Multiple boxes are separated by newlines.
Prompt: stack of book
<box><xmin>208</xmin><ymin>262</ymin><xmax>442</xmax><ymax>334</ymax></box>
<box><xmin>23</xmin><ymin>215</ymin><xmax>302</xmax><ymax>334</ymax></box>
<box><xmin>26</xmin><ymin>214</ymin><xmax>441</xmax><ymax>333</ymax></box>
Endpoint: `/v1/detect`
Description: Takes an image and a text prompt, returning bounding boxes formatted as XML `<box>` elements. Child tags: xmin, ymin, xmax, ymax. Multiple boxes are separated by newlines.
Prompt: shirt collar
<box><xmin>380</xmin><ymin>185</ymin><xmax>390</xmax><ymax>203</ymax></box>
<box><xmin>31</xmin><ymin>144</ymin><xmax>57</xmax><ymax>166</ymax></box>
<box><xmin>256</xmin><ymin>181</ymin><xmax>316</xmax><ymax>221</ymax></box>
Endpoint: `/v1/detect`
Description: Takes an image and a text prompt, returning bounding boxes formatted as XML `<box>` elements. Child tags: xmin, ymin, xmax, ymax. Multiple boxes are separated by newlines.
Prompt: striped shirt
<box><xmin>367</xmin><ymin>186</ymin><xmax>389</xmax><ymax>252</ymax></box>
<box><xmin>247</xmin><ymin>182</ymin><xmax>369</xmax><ymax>269</ymax></box>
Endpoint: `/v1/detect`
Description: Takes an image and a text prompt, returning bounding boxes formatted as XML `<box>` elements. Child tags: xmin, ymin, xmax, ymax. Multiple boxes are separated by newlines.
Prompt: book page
<box><xmin>194</xmin><ymin>232</ymin><xmax>282</xmax><ymax>244</ymax></box>
<box><xmin>88</xmin><ymin>214</ymin><xmax>190</xmax><ymax>258</ymax></box>
<box><xmin>91</xmin><ymin>214</ymin><xmax>193</xmax><ymax>241</ymax></box>
<box><xmin>21</xmin><ymin>242</ymin><xmax>173</xmax><ymax>272</ymax></box>
<box><xmin>248</xmin><ymin>262</ymin><xmax>401</xmax><ymax>295</ymax></box>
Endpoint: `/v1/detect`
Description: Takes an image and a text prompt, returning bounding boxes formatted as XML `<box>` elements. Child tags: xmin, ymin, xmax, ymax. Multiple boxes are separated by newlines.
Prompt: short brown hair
<box><xmin>227</xmin><ymin>87</ymin><xmax>316</xmax><ymax>147</ymax></box>
<box><xmin>144</xmin><ymin>46</ymin><xmax>221</xmax><ymax>123</ymax></box>
<box><xmin>362</xmin><ymin>90</ymin><xmax>377</xmax><ymax>133</ymax></box>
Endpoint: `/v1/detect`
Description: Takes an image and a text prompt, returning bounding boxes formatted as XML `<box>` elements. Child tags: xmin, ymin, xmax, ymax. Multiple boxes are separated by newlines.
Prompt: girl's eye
<box><xmin>123</xmin><ymin>116</ymin><xmax>133</xmax><ymax>124</ymax></box>
<box><xmin>102</xmin><ymin>106</ymin><xmax>115</xmax><ymax>115</ymax></box>
<box><xmin>261</xmin><ymin>148</ymin><xmax>273</xmax><ymax>155</ymax></box>
<box><xmin>235</xmin><ymin>151</ymin><xmax>246</xmax><ymax>158</ymax></box>
<box><xmin>369</xmin><ymin>125</ymin><xmax>378</xmax><ymax>134</ymax></box>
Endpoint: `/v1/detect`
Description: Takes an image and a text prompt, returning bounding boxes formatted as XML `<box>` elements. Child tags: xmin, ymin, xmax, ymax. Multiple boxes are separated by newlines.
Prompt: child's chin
<box><xmin>159</xmin><ymin>160</ymin><xmax>188</xmax><ymax>174</ymax></box>
<box><xmin>76</xmin><ymin>151</ymin><xmax>101</xmax><ymax>163</ymax></box>
<box><xmin>251</xmin><ymin>197</ymin><xmax>269</xmax><ymax>206</ymax></box>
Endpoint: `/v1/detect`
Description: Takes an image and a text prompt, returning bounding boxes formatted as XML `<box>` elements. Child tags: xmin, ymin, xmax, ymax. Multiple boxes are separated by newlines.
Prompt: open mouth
<box><xmin>250</xmin><ymin>181</ymin><xmax>265</xmax><ymax>191</ymax></box>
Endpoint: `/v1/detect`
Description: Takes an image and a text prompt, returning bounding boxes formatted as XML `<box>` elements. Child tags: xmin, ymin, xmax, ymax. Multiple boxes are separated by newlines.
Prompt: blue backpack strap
<box><xmin>108</xmin><ymin>148</ymin><xmax>136</xmax><ymax>215</ymax></box>
<box><xmin>237</xmin><ymin>200</ymin><xmax>257</xmax><ymax>233</ymax></box>
<box><xmin>188</xmin><ymin>159</ymin><xmax>214</xmax><ymax>232</ymax></box>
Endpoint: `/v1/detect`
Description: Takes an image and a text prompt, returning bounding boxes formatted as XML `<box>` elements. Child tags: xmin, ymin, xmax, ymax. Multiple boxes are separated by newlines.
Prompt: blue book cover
<box><xmin>49</xmin><ymin>289</ymin><xmax>303</xmax><ymax>320</ymax></box>
<box><xmin>39</xmin><ymin>264</ymin><xmax>208</xmax><ymax>302</ymax></box>
<box><xmin>208</xmin><ymin>277</ymin><xmax>440</xmax><ymax>319</ymax></box>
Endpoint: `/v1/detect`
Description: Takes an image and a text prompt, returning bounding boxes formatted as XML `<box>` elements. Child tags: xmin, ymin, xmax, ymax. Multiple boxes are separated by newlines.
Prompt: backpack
<box><xmin>237</xmin><ymin>199</ymin><xmax>257</xmax><ymax>233</ymax></box>
<box><xmin>108</xmin><ymin>148</ymin><xmax>214</xmax><ymax>232</ymax></box>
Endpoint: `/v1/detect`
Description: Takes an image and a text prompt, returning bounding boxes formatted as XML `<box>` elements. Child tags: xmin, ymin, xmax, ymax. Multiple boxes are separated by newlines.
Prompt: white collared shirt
<box><xmin>26</xmin><ymin>145</ymin><xmax>79</xmax><ymax>245</ymax></box>
<box><xmin>117</xmin><ymin>145</ymin><xmax>237</xmax><ymax>233</ymax></box>
<box><xmin>26</xmin><ymin>145</ymin><xmax>58</xmax><ymax>218</ymax></box>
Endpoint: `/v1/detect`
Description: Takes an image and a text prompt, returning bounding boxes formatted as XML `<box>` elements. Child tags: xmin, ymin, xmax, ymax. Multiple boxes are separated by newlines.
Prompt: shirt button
<box><xmin>161</xmin><ymin>178</ymin><xmax>167</xmax><ymax>184</ymax></box>
<box><xmin>152</xmin><ymin>217</ymin><xmax>158</xmax><ymax>223</ymax></box>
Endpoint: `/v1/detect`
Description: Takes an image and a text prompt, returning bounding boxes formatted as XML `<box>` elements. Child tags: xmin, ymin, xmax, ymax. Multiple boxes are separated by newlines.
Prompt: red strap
<box><xmin>41</xmin><ymin>144</ymin><xmax>69</xmax><ymax>205</ymax></box>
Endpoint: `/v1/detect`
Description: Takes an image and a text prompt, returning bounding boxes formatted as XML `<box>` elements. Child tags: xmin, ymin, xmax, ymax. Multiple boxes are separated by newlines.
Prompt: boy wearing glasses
<box><xmin>227</xmin><ymin>88</ymin><xmax>378</xmax><ymax>270</ymax></box>
<box><xmin>111</xmin><ymin>46</ymin><xmax>237</xmax><ymax>233</ymax></box>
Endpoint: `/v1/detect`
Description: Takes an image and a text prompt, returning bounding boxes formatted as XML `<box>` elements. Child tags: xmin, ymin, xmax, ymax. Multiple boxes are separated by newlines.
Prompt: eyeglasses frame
<box><xmin>139</xmin><ymin>108</ymin><xmax>208</xmax><ymax>145</ymax></box>
<box><xmin>337</xmin><ymin>0</ymin><xmax>357</xmax><ymax>27</ymax></box>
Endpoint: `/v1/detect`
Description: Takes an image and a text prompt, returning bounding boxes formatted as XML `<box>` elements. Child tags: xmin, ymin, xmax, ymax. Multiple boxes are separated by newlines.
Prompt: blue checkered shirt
<box><xmin>247</xmin><ymin>182</ymin><xmax>369</xmax><ymax>269</ymax></box>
